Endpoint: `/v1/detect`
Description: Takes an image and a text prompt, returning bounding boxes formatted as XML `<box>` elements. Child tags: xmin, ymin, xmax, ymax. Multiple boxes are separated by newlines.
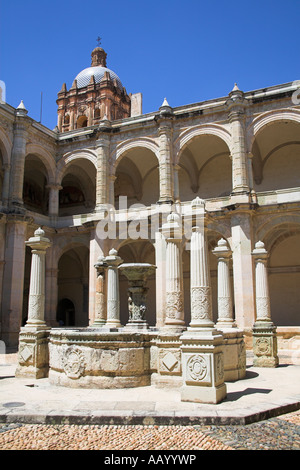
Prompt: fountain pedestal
<box><xmin>120</xmin><ymin>263</ymin><xmax>156</xmax><ymax>330</ymax></box>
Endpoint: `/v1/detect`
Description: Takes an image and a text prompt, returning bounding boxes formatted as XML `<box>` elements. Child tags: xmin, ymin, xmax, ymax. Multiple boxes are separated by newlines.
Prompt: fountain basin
<box><xmin>48</xmin><ymin>328</ymin><xmax>155</xmax><ymax>389</ymax></box>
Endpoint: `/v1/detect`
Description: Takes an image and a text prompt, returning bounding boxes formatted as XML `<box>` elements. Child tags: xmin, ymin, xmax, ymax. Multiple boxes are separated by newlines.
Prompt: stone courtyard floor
<box><xmin>0</xmin><ymin>410</ymin><xmax>299</xmax><ymax>450</ymax></box>
<box><xmin>0</xmin><ymin>353</ymin><xmax>299</xmax><ymax>451</ymax></box>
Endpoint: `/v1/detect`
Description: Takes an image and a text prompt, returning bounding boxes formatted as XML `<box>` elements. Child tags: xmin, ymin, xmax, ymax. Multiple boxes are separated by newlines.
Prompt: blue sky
<box><xmin>1</xmin><ymin>0</ymin><xmax>299</xmax><ymax>130</ymax></box>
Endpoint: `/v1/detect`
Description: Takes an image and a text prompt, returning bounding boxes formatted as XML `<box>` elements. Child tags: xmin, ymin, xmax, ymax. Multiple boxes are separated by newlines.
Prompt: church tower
<box><xmin>56</xmin><ymin>46</ymin><xmax>132</xmax><ymax>132</ymax></box>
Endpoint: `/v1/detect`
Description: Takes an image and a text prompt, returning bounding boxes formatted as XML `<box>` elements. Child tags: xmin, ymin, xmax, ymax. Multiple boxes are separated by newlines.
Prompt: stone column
<box><xmin>213</xmin><ymin>238</ymin><xmax>235</xmax><ymax>328</ymax></box>
<box><xmin>226</xmin><ymin>85</ymin><xmax>249</xmax><ymax>196</ymax></box>
<box><xmin>105</xmin><ymin>249</ymin><xmax>123</xmax><ymax>329</ymax></box>
<box><xmin>93</xmin><ymin>256</ymin><xmax>107</xmax><ymax>326</ymax></box>
<box><xmin>161</xmin><ymin>212</ymin><xmax>185</xmax><ymax>331</ymax></box>
<box><xmin>189</xmin><ymin>207</ymin><xmax>214</xmax><ymax>330</ymax></box>
<box><xmin>24</xmin><ymin>228</ymin><xmax>51</xmax><ymax>328</ymax></box>
<box><xmin>154</xmin><ymin>230</ymin><xmax>167</xmax><ymax>328</ymax></box>
<box><xmin>252</xmin><ymin>241</ymin><xmax>278</xmax><ymax>367</ymax></box>
<box><xmin>180</xmin><ymin>197</ymin><xmax>227</xmax><ymax>404</ymax></box>
<box><xmin>16</xmin><ymin>228</ymin><xmax>52</xmax><ymax>378</ymax></box>
<box><xmin>157</xmin><ymin>100</ymin><xmax>174</xmax><ymax>204</ymax></box>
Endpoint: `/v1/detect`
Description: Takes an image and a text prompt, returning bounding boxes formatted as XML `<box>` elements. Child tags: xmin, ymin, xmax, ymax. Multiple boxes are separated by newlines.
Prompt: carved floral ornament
<box><xmin>187</xmin><ymin>354</ymin><xmax>208</xmax><ymax>381</ymax></box>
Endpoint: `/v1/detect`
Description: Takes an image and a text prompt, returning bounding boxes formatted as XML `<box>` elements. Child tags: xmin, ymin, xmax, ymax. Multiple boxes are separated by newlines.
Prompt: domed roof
<box><xmin>75</xmin><ymin>65</ymin><xmax>123</xmax><ymax>90</ymax></box>
<box><xmin>74</xmin><ymin>47</ymin><xmax>123</xmax><ymax>90</ymax></box>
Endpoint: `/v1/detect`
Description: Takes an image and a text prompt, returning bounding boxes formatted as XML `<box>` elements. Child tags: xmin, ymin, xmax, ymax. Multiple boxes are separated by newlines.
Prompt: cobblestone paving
<box><xmin>0</xmin><ymin>410</ymin><xmax>299</xmax><ymax>450</ymax></box>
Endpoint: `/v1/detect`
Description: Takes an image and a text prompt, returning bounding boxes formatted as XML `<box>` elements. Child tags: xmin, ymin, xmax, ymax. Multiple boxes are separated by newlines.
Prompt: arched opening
<box><xmin>59</xmin><ymin>159</ymin><xmax>96</xmax><ymax>216</ymax></box>
<box><xmin>114</xmin><ymin>147</ymin><xmax>159</xmax><ymax>209</ymax></box>
<box><xmin>94</xmin><ymin>108</ymin><xmax>101</xmax><ymax>119</ymax></box>
<box><xmin>77</xmin><ymin>115</ymin><xmax>88</xmax><ymax>128</ymax></box>
<box><xmin>23</xmin><ymin>154</ymin><xmax>49</xmax><ymax>214</ymax></box>
<box><xmin>251</xmin><ymin>120</ymin><xmax>300</xmax><ymax>192</ymax></box>
<box><xmin>269</xmin><ymin>232</ymin><xmax>300</xmax><ymax>326</ymax></box>
<box><xmin>178</xmin><ymin>134</ymin><xmax>231</xmax><ymax>202</ymax></box>
<box><xmin>56</xmin><ymin>298</ymin><xmax>75</xmax><ymax>326</ymax></box>
<box><xmin>57</xmin><ymin>245</ymin><xmax>89</xmax><ymax>327</ymax></box>
<box><xmin>118</xmin><ymin>240</ymin><xmax>156</xmax><ymax>326</ymax></box>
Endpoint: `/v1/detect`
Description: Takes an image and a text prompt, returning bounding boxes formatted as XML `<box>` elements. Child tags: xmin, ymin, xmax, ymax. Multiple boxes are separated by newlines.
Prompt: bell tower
<box><xmin>56</xmin><ymin>46</ymin><xmax>131</xmax><ymax>132</ymax></box>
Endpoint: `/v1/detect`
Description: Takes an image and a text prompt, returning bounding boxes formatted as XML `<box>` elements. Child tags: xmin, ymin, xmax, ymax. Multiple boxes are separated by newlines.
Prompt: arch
<box><xmin>258</xmin><ymin>223</ymin><xmax>300</xmax><ymax>327</ymax></box>
<box><xmin>25</xmin><ymin>143</ymin><xmax>56</xmax><ymax>184</ymax></box>
<box><xmin>23</xmin><ymin>154</ymin><xmax>50</xmax><ymax>214</ymax></box>
<box><xmin>113</xmin><ymin>143</ymin><xmax>159</xmax><ymax>207</ymax></box>
<box><xmin>77</xmin><ymin>115</ymin><xmax>88</xmax><ymax>128</ymax></box>
<box><xmin>250</xmin><ymin>115</ymin><xmax>300</xmax><ymax>192</ymax></box>
<box><xmin>247</xmin><ymin>109</ymin><xmax>300</xmax><ymax>149</ymax></box>
<box><xmin>57</xmin><ymin>149</ymin><xmax>97</xmax><ymax>182</ymax></box>
<box><xmin>53</xmin><ymin>238</ymin><xmax>90</xmax><ymax>272</ymax></box>
<box><xmin>113</xmin><ymin>138</ymin><xmax>160</xmax><ymax>169</ymax></box>
<box><xmin>175</xmin><ymin>124</ymin><xmax>232</xmax><ymax>162</ymax></box>
<box><xmin>57</xmin><ymin>152</ymin><xmax>97</xmax><ymax>215</ymax></box>
<box><xmin>255</xmin><ymin>215</ymin><xmax>300</xmax><ymax>253</ymax></box>
<box><xmin>0</xmin><ymin>127</ymin><xmax>12</xmax><ymax>166</ymax></box>
<box><xmin>176</xmin><ymin>129</ymin><xmax>232</xmax><ymax>201</ymax></box>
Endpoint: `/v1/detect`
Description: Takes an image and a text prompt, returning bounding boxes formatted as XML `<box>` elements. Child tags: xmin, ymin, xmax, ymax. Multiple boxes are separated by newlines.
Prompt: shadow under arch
<box><xmin>176</xmin><ymin>131</ymin><xmax>232</xmax><ymax>202</ymax></box>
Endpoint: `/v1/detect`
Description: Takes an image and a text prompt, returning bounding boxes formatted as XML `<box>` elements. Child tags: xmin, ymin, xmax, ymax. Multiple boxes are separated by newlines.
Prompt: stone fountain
<box><xmin>46</xmin><ymin>255</ymin><xmax>157</xmax><ymax>388</ymax></box>
<box><xmin>120</xmin><ymin>263</ymin><xmax>156</xmax><ymax>330</ymax></box>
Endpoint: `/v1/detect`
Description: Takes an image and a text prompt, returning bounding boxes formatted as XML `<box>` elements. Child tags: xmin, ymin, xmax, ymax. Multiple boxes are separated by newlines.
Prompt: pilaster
<box><xmin>157</xmin><ymin>100</ymin><xmax>174</xmax><ymax>204</ymax></box>
<box><xmin>96</xmin><ymin>123</ymin><xmax>110</xmax><ymax>208</ymax></box>
<box><xmin>10</xmin><ymin>107</ymin><xmax>29</xmax><ymax>206</ymax></box>
<box><xmin>226</xmin><ymin>84</ymin><xmax>250</xmax><ymax>197</ymax></box>
<box><xmin>1</xmin><ymin>215</ymin><xmax>29</xmax><ymax>347</ymax></box>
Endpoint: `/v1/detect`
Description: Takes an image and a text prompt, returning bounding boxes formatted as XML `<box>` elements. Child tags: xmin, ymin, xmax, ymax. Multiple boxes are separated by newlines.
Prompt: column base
<box><xmin>252</xmin><ymin>321</ymin><xmax>279</xmax><ymax>368</ymax></box>
<box><xmin>123</xmin><ymin>321</ymin><xmax>149</xmax><ymax>331</ymax></box>
<box><xmin>180</xmin><ymin>327</ymin><xmax>227</xmax><ymax>404</ymax></box>
<box><xmin>181</xmin><ymin>383</ymin><xmax>227</xmax><ymax>404</ymax></box>
<box><xmin>15</xmin><ymin>327</ymin><xmax>50</xmax><ymax>379</ymax></box>
<box><xmin>91</xmin><ymin>320</ymin><xmax>107</xmax><ymax>327</ymax></box>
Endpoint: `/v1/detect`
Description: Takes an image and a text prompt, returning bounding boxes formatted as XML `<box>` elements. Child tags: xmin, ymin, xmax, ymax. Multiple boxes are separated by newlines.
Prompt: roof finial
<box><xmin>96</xmin><ymin>36</ymin><xmax>102</xmax><ymax>47</ymax></box>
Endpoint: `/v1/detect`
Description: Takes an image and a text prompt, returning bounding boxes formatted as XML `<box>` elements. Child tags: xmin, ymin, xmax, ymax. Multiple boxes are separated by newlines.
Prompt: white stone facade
<box><xmin>0</xmin><ymin>51</ymin><xmax>299</xmax><ymax>370</ymax></box>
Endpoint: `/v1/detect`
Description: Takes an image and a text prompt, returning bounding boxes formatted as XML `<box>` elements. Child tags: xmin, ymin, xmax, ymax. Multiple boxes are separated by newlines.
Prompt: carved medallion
<box><xmin>63</xmin><ymin>346</ymin><xmax>86</xmax><ymax>379</ymax></box>
<box><xmin>187</xmin><ymin>354</ymin><xmax>208</xmax><ymax>381</ymax></box>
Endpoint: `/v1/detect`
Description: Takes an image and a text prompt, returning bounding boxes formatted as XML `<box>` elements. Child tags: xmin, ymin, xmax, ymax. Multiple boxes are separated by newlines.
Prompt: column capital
<box><xmin>46</xmin><ymin>184</ymin><xmax>62</xmax><ymax>191</ymax></box>
<box><xmin>25</xmin><ymin>228</ymin><xmax>51</xmax><ymax>251</ymax></box>
<box><xmin>252</xmin><ymin>240</ymin><xmax>268</xmax><ymax>261</ymax></box>
<box><xmin>94</xmin><ymin>255</ymin><xmax>108</xmax><ymax>271</ymax></box>
<box><xmin>104</xmin><ymin>248</ymin><xmax>123</xmax><ymax>268</ymax></box>
<box><xmin>161</xmin><ymin>212</ymin><xmax>182</xmax><ymax>241</ymax></box>
<box><xmin>212</xmin><ymin>238</ymin><xmax>232</xmax><ymax>259</ymax></box>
